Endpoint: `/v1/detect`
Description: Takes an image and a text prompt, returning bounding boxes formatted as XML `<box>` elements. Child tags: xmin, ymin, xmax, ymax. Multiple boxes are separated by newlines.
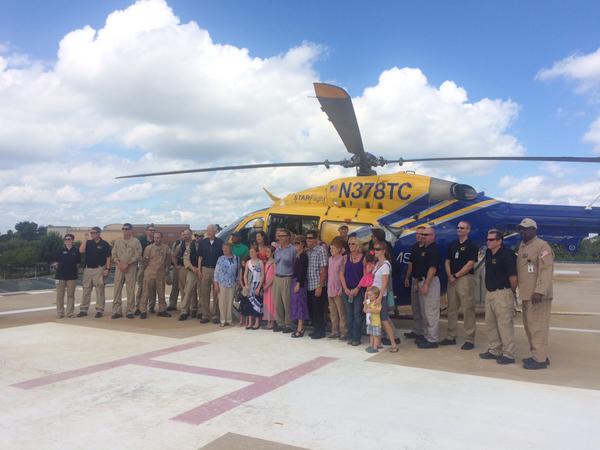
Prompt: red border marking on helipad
<box><xmin>10</xmin><ymin>341</ymin><xmax>337</xmax><ymax>426</ymax></box>
<box><xmin>11</xmin><ymin>342</ymin><xmax>207</xmax><ymax>389</ymax></box>
<box><xmin>171</xmin><ymin>356</ymin><xmax>337</xmax><ymax>425</ymax></box>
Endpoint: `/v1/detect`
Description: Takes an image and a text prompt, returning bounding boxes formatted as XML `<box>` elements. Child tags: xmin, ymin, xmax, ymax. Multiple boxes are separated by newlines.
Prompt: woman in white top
<box><xmin>371</xmin><ymin>244</ymin><xmax>399</xmax><ymax>353</ymax></box>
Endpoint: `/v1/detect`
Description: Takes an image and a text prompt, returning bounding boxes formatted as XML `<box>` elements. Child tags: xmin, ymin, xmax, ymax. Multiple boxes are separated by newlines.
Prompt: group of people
<box><xmin>53</xmin><ymin>217</ymin><xmax>555</xmax><ymax>370</ymax></box>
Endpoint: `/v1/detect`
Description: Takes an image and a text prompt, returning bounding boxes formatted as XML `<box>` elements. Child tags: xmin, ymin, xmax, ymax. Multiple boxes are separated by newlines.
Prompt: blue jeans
<box><xmin>343</xmin><ymin>288</ymin><xmax>365</xmax><ymax>343</ymax></box>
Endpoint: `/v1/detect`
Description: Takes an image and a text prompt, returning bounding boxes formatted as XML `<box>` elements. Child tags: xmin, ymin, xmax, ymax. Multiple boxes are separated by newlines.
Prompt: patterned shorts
<box><xmin>367</xmin><ymin>325</ymin><xmax>382</xmax><ymax>336</ymax></box>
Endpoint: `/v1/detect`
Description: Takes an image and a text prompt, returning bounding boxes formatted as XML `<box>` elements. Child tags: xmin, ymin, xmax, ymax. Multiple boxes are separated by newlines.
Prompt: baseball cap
<box><xmin>518</xmin><ymin>218</ymin><xmax>537</xmax><ymax>229</ymax></box>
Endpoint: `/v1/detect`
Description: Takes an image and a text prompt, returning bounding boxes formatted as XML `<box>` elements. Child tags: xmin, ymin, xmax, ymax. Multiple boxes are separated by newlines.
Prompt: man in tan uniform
<box><xmin>111</xmin><ymin>223</ymin><xmax>142</xmax><ymax>319</ymax></box>
<box><xmin>167</xmin><ymin>230</ymin><xmax>186</xmax><ymax>311</ymax></box>
<box><xmin>139</xmin><ymin>231</ymin><xmax>172</xmax><ymax>319</ymax></box>
<box><xmin>135</xmin><ymin>224</ymin><xmax>155</xmax><ymax>315</ymax></box>
<box><xmin>517</xmin><ymin>218</ymin><xmax>554</xmax><ymax>370</ymax></box>
<box><xmin>178</xmin><ymin>232</ymin><xmax>199</xmax><ymax>321</ymax></box>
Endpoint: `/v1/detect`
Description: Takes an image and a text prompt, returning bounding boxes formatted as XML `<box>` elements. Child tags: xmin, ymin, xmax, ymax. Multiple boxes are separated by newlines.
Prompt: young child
<box><xmin>363</xmin><ymin>286</ymin><xmax>382</xmax><ymax>353</ymax></box>
<box><xmin>358</xmin><ymin>251</ymin><xmax>376</xmax><ymax>289</ymax></box>
<box><xmin>238</xmin><ymin>256</ymin><xmax>250</xmax><ymax>327</ymax></box>
<box><xmin>327</xmin><ymin>237</ymin><xmax>347</xmax><ymax>339</ymax></box>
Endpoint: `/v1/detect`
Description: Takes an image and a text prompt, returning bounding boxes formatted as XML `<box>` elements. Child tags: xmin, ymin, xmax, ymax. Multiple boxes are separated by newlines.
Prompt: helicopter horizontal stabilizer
<box><xmin>263</xmin><ymin>188</ymin><xmax>281</xmax><ymax>203</ymax></box>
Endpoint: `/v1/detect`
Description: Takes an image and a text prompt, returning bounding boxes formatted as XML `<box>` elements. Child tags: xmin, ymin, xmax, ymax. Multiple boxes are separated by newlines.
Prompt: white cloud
<box><xmin>537</xmin><ymin>48</ymin><xmax>600</xmax><ymax>151</ymax></box>
<box><xmin>537</xmin><ymin>47</ymin><xmax>600</xmax><ymax>93</ymax></box>
<box><xmin>499</xmin><ymin>172</ymin><xmax>600</xmax><ymax>206</ymax></box>
<box><xmin>0</xmin><ymin>0</ymin><xmax>527</xmax><ymax>231</ymax></box>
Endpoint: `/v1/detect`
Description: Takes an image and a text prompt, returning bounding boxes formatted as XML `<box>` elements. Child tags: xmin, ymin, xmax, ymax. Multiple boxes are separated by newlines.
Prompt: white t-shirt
<box><xmin>372</xmin><ymin>260</ymin><xmax>391</xmax><ymax>292</ymax></box>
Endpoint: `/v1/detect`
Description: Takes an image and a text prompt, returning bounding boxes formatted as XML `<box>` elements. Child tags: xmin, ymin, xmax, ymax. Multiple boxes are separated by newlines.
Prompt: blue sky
<box><xmin>1</xmin><ymin>0</ymin><xmax>600</xmax><ymax>231</ymax></box>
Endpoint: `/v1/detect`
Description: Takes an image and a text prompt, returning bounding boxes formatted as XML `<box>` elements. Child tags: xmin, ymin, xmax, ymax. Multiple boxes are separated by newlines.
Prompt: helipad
<box><xmin>1</xmin><ymin>263</ymin><xmax>599</xmax><ymax>449</ymax></box>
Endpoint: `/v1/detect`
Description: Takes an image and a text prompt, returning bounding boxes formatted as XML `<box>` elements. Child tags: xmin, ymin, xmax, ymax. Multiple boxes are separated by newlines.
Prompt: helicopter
<box><xmin>117</xmin><ymin>83</ymin><xmax>600</xmax><ymax>304</ymax></box>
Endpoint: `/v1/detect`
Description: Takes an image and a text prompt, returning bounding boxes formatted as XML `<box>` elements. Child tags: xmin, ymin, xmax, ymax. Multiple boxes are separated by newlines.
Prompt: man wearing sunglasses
<box><xmin>53</xmin><ymin>233</ymin><xmax>81</xmax><ymax>318</ymax></box>
<box><xmin>480</xmin><ymin>229</ymin><xmax>518</xmax><ymax>365</ymax></box>
<box><xmin>77</xmin><ymin>227</ymin><xmax>112</xmax><ymax>318</ymax></box>
<box><xmin>111</xmin><ymin>223</ymin><xmax>142</xmax><ymax>319</ymax></box>
<box><xmin>440</xmin><ymin>221</ymin><xmax>479</xmax><ymax>350</ymax></box>
<box><xmin>413</xmin><ymin>226</ymin><xmax>442</xmax><ymax>349</ymax></box>
<box><xmin>516</xmin><ymin>218</ymin><xmax>554</xmax><ymax>370</ymax></box>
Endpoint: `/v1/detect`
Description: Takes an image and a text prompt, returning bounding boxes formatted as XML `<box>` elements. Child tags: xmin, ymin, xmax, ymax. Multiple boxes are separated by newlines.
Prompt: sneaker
<box><xmin>178</xmin><ymin>314</ymin><xmax>188</xmax><ymax>321</ymax></box>
<box><xmin>366</xmin><ymin>347</ymin><xmax>379</xmax><ymax>354</ymax></box>
<box><xmin>403</xmin><ymin>331</ymin><xmax>422</xmax><ymax>339</ymax></box>
<box><xmin>461</xmin><ymin>342</ymin><xmax>475</xmax><ymax>350</ymax></box>
<box><xmin>479</xmin><ymin>351</ymin><xmax>500</xmax><ymax>360</ymax></box>
<box><xmin>414</xmin><ymin>336</ymin><xmax>426</xmax><ymax>345</ymax></box>
<box><xmin>77</xmin><ymin>311</ymin><xmax>88</xmax><ymax>317</ymax></box>
<box><xmin>157</xmin><ymin>311</ymin><xmax>171</xmax><ymax>317</ymax></box>
<box><xmin>134</xmin><ymin>309</ymin><xmax>141</xmax><ymax>316</ymax></box>
<box><xmin>166</xmin><ymin>306</ymin><xmax>177</xmax><ymax>311</ymax></box>
<box><xmin>496</xmin><ymin>356</ymin><xmax>515</xmax><ymax>365</ymax></box>
<box><xmin>417</xmin><ymin>340</ymin><xmax>439</xmax><ymax>349</ymax></box>
<box><xmin>439</xmin><ymin>338</ymin><xmax>457</xmax><ymax>346</ymax></box>
<box><xmin>94</xmin><ymin>312</ymin><xmax>103</xmax><ymax>318</ymax></box>
<box><xmin>111</xmin><ymin>313</ymin><xmax>122</xmax><ymax>319</ymax></box>
<box><xmin>140</xmin><ymin>312</ymin><xmax>147</xmax><ymax>319</ymax></box>
<box><xmin>126</xmin><ymin>313</ymin><xmax>134</xmax><ymax>319</ymax></box>
<box><xmin>199</xmin><ymin>318</ymin><xmax>210</xmax><ymax>324</ymax></box>
<box><xmin>523</xmin><ymin>359</ymin><xmax>549</xmax><ymax>370</ymax></box>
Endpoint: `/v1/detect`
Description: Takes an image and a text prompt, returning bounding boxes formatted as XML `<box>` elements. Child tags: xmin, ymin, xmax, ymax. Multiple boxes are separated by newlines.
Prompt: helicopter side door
<box><xmin>267</xmin><ymin>214</ymin><xmax>320</xmax><ymax>243</ymax></box>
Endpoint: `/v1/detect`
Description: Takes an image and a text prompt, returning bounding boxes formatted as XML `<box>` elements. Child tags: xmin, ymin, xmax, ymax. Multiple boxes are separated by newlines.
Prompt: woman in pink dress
<box><xmin>261</xmin><ymin>245</ymin><xmax>276</xmax><ymax>329</ymax></box>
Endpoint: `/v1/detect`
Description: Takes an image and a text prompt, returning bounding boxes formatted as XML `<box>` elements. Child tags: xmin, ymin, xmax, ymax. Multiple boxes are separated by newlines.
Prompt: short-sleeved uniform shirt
<box><xmin>446</xmin><ymin>238</ymin><xmax>478</xmax><ymax>275</ymax></box>
<box><xmin>306</xmin><ymin>244</ymin><xmax>328</xmax><ymax>291</ymax></box>
<box><xmin>412</xmin><ymin>242</ymin><xmax>440</xmax><ymax>279</ymax></box>
<box><xmin>55</xmin><ymin>246</ymin><xmax>81</xmax><ymax>280</ymax></box>
<box><xmin>484</xmin><ymin>246</ymin><xmax>517</xmax><ymax>292</ymax></box>
<box><xmin>143</xmin><ymin>243</ymin><xmax>172</xmax><ymax>279</ymax></box>
<box><xmin>84</xmin><ymin>239</ymin><xmax>112</xmax><ymax>268</ymax></box>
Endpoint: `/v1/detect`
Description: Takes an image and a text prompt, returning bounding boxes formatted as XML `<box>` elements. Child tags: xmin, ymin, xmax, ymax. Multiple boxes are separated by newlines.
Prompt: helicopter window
<box><xmin>267</xmin><ymin>214</ymin><xmax>320</xmax><ymax>242</ymax></box>
<box><xmin>320</xmin><ymin>221</ymin><xmax>371</xmax><ymax>244</ymax></box>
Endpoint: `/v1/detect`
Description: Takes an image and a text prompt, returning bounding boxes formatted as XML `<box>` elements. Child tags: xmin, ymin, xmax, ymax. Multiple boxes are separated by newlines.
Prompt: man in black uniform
<box><xmin>412</xmin><ymin>226</ymin><xmax>441</xmax><ymax>349</ymax></box>
<box><xmin>77</xmin><ymin>227</ymin><xmax>112</xmax><ymax>318</ymax></box>
<box><xmin>136</xmin><ymin>224</ymin><xmax>155</xmax><ymax>314</ymax></box>
<box><xmin>53</xmin><ymin>233</ymin><xmax>81</xmax><ymax>318</ymax></box>
<box><xmin>440</xmin><ymin>221</ymin><xmax>479</xmax><ymax>350</ymax></box>
<box><xmin>479</xmin><ymin>229</ymin><xmax>518</xmax><ymax>365</ymax></box>
<box><xmin>403</xmin><ymin>225</ymin><xmax>426</xmax><ymax>340</ymax></box>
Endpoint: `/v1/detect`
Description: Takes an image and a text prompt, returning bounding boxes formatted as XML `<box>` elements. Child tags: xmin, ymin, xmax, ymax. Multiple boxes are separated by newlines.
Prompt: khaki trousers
<box><xmin>141</xmin><ymin>275</ymin><xmax>167</xmax><ymax>313</ymax></box>
<box><xmin>485</xmin><ymin>289</ymin><xmax>515</xmax><ymax>359</ymax></box>
<box><xmin>217</xmin><ymin>285</ymin><xmax>235</xmax><ymax>324</ymax></box>
<box><xmin>199</xmin><ymin>267</ymin><xmax>219</xmax><ymax>320</ymax></box>
<box><xmin>522</xmin><ymin>299</ymin><xmax>552</xmax><ymax>363</ymax></box>
<box><xmin>81</xmin><ymin>267</ymin><xmax>105</xmax><ymax>312</ymax></box>
<box><xmin>411</xmin><ymin>279</ymin><xmax>424</xmax><ymax>335</ymax></box>
<box><xmin>56</xmin><ymin>279</ymin><xmax>77</xmax><ymax>317</ymax></box>
<box><xmin>112</xmin><ymin>265</ymin><xmax>137</xmax><ymax>315</ymax></box>
<box><xmin>446</xmin><ymin>274</ymin><xmax>476</xmax><ymax>343</ymax></box>
<box><xmin>273</xmin><ymin>275</ymin><xmax>292</xmax><ymax>327</ymax></box>
<box><xmin>328</xmin><ymin>295</ymin><xmax>347</xmax><ymax>336</ymax></box>
<box><xmin>135</xmin><ymin>265</ymin><xmax>156</xmax><ymax>309</ymax></box>
<box><xmin>168</xmin><ymin>266</ymin><xmax>181</xmax><ymax>308</ymax></box>
<box><xmin>418</xmin><ymin>277</ymin><xmax>440</xmax><ymax>343</ymax></box>
<box><xmin>181</xmin><ymin>269</ymin><xmax>199</xmax><ymax>314</ymax></box>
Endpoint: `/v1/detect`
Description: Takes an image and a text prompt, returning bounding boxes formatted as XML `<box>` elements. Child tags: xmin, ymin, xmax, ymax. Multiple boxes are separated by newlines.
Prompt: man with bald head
<box><xmin>197</xmin><ymin>224</ymin><xmax>224</xmax><ymax>323</ymax></box>
<box><xmin>412</xmin><ymin>226</ymin><xmax>441</xmax><ymax>349</ymax></box>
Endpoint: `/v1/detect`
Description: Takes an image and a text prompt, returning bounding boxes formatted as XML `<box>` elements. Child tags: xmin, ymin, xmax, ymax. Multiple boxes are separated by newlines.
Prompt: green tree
<box><xmin>39</xmin><ymin>232</ymin><xmax>63</xmax><ymax>263</ymax></box>
<box><xmin>14</xmin><ymin>221</ymin><xmax>39</xmax><ymax>241</ymax></box>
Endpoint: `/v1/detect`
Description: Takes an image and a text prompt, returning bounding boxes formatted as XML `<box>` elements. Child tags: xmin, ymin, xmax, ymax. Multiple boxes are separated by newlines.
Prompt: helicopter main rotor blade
<box><xmin>115</xmin><ymin>160</ymin><xmax>347</xmax><ymax>179</ymax></box>
<box><xmin>314</xmin><ymin>83</ymin><xmax>365</xmax><ymax>157</ymax></box>
<box><xmin>388</xmin><ymin>156</ymin><xmax>600</xmax><ymax>164</ymax></box>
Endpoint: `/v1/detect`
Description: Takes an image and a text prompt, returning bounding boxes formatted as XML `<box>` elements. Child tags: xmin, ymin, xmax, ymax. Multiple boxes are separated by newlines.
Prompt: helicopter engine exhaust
<box><xmin>428</xmin><ymin>177</ymin><xmax>477</xmax><ymax>201</ymax></box>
